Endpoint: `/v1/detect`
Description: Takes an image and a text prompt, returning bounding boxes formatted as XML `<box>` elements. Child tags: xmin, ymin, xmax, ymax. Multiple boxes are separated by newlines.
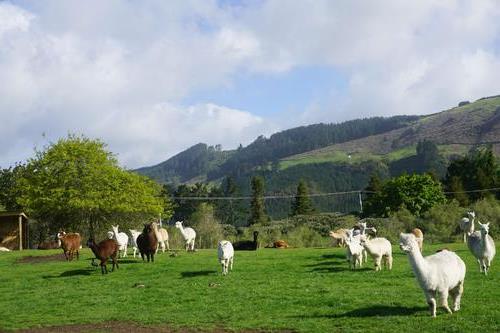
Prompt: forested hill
<box><xmin>134</xmin><ymin>143</ymin><xmax>233</xmax><ymax>184</ymax></box>
<box><xmin>135</xmin><ymin>115</ymin><xmax>419</xmax><ymax>184</ymax></box>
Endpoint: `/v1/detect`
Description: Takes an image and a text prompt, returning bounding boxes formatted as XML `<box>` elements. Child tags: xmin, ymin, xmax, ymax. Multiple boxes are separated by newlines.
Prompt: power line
<box><xmin>170</xmin><ymin>187</ymin><xmax>500</xmax><ymax>201</ymax></box>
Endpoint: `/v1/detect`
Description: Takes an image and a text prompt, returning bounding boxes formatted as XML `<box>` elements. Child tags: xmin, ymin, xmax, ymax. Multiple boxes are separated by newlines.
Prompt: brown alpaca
<box><xmin>87</xmin><ymin>238</ymin><xmax>119</xmax><ymax>274</ymax></box>
<box><xmin>57</xmin><ymin>231</ymin><xmax>81</xmax><ymax>261</ymax></box>
<box><xmin>271</xmin><ymin>240</ymin><xmax>289</xmax><ymax>248</ymax></box>
<box><xmin>137</xmin><ymin>223</ymin><xmax>158</xmax><ymax>262</ymax></box>
<box><xmin>411</xmin><ymin>228</ymin><xmax>424</xmax><ymax>252</ymax></box>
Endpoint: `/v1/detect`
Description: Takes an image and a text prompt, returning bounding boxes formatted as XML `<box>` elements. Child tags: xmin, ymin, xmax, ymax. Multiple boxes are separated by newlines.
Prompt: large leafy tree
<box><xmin>17</xmin><ymin>135</ymin><xmax>169</xmax><ymax>237</ymax></box>
<box><xmin>248</xmin><ymin>176</ymin><xmax>268</xmax><ymax>225</ymax></box>
<box><xmin>290</xmin><ymin>179</ymin><xmax>315</xmax><ymax>216</ymax></box>
<box><xmin>364</xmin><ymin>173</ymin><xmax>445</xmax><ymax>217</ymax></box>
<box><xmin>0</xmin><ymin>164</ymin><xmax>25</xmax><ymax>211</ymax></box>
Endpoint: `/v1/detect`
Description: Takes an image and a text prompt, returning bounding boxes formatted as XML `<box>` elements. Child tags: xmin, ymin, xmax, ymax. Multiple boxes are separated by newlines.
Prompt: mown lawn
<box><xmin>0</xmin><ymin>243</ymin><xmax>499</xmax><ymax>332</ymax></box>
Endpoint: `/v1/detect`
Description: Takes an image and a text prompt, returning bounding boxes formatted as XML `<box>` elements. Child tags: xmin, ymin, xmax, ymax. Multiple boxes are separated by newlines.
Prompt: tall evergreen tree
<box><xmin>249</xmin><ymin>176</ymin><xmax>267</xmax><ymax>225</ymax></box>
<box><xmin>213</xmin><ymin>176</ymin><xmax>247</xmax><ymax>226</ymax></box>
<box><xmin>291</xmin><ymin>179</ymin><xmax>315</xmax><ymax>216</ymax></box>
<box><xmin>363</xmin><ymin>173</ymin><xmax>384</xmax><ymax>217</ymax></box>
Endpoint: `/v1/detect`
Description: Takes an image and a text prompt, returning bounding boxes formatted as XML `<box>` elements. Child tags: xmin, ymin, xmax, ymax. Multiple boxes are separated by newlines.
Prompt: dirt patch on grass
<box><xmin>16</xmin><ymin>253</ymin><xmax>66</xmax><ymax>264</ymax></box>
<box><xmin>11</xmin><ymin>321</ymin><xmax>294</xmax><ymax>333</ymax></box>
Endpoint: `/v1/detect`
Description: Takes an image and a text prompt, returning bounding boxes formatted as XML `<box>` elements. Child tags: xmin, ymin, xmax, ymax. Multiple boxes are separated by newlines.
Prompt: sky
<box><xmin>1</xmin><ymin>0</ymin><xmax>500</xmax><ymax>169</ymax></box>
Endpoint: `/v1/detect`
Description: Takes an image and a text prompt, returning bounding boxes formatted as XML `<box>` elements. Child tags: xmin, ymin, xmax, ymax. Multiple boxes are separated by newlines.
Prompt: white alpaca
<box><xmin>354</xmin><ymin>222</ymin><xmax>377</xmax><ymax>263</ymax></box>
<box><xmin>360</xmin><ymin>234</ymin><xmax>392</xmax><ymax>271</ymax></box>
<box><xmin>467</xmin><ymin>221</ymin><xmax>496</xmax><ymax>275</ymax></box>
<box><xmin>345</xmin><ymin>236</ymin><xmax>363</xmax><ymax>269</ymax></box>
<box><xmin>460</xmin><ymin>211</ymin><xmax>475</xmax><ymax>243</ymax></box>
<box><xmin>152</xmin><ymin>222</ymin><xmax>170</xmax><ymax>253</ymax></box>
<box><xmin>217</xmin><ymin>240</ymin><xmax>234</xmax><ymax>275</ymax></box>
<box><xmin>175</xmin><ymin>221</ymin><xmax>196</xmax><ymax>251</ymax></box>
<box><xmin>399</xmin><ymin>233</ymin><xmax>466</xmax><ymax>317</ymax></box>
<box><xmin>111</xmin><ymin>225</ymin><xmax>129</xmax><ymax>258</ymax></box>
<box><xmin>0</xmin><ymin>246</ymin><xmax>11</xmax><ymax>252</ymax></box>
<box><xmin>129</xmin><ymin>229</ymin><xmax>141</xmax><ymax>258</ymax></box>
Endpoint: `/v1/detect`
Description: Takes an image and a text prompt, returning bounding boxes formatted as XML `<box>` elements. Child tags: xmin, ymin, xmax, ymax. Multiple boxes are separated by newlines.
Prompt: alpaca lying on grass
<box><xmin>399</xmin><ymin>233</ymin><xmax>466</xmax><ymax>317</ymax></box>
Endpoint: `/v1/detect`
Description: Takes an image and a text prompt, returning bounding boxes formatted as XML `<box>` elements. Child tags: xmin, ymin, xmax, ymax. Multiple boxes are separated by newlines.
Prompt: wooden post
<box><xmin>18</xmin><ymin>214</ymin><xmax>23</xmax><ymax>250</ymax></box>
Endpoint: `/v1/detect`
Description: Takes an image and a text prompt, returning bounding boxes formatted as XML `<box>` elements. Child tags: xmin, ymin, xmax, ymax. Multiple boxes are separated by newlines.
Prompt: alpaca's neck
<box><xmin>480</xmin><ymin>231</ymin><xmax>491</xmax><ymax>251</ymax></box>
<box><xmin>469</xmin><ymin>218</ymin><xmax>475</xmax><ymax>233</ymax></box>
<box><xmin>89</xmin><ymin>243</ymin><xmax>99</xmax><ymax>258</ymax></box>
<box><xmin>407</xmin><ymin>248</ymin><xmax>429</xmax><ymax>279</ymax></box>
<box><xmin>179</xmin><ymin>226</ymin><xmax>189</xmax><ymax>238</ymax></box>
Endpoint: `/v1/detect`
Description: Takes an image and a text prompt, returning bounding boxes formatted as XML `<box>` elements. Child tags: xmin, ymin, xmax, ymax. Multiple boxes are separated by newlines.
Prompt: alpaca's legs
<box><xmin>439</xmin><ymin>289</ymin><xmax>452</xmax><ymax>314</ymax></box>
<box><xmin>387</xmin><ymin>255</ymin><xmax>393</xmax><ymax>270</ymax></box>
<box><xmin>166</xmin><ymin>240</ymin><xmax>170</xmax><ymax>251</ymax></box>
<box><xmin>229</xmin><ymin>257</ymin><xmax>233</xmax><ymax>271</ymax></box>
<box><xmin>481</xmin><ymin>258</ymin><xmax>489</xmax><ymax>275</ymax></box>
<box><xmin>374</xmin><ymin>257</ymin><xmax>381</xmax><ymax>271</ymax></box>
<box><xmin>426</xmin><ymin>292</ymin><xmax>437</xmax><ymax>317</ymax></box>
<box><xmin>450</xmin><ymin>281</ymin><xmax>463</xmax><ymax>312</ymax></box>
<box><xmin>101</xmin><ymin>260</ymin><xmax>108</xmax><ymax>274</ymax></box>
<box><xmin>123</xmin><ymin>245</ymin><xmax>127</xmax><ymax>257</ymax></box>
<box><xmin>477</xmin><ymin>259</ymin><xmax>483</xmax><ymax>272</ymax></box>
<box><xmin>363</xmin><ymin>249</ymin><xmax>367</xmax><ymax>264</ymax></box>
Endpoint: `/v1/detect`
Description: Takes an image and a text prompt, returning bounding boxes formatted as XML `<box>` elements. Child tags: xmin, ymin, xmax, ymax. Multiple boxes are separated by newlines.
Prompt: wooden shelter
<box><xmin>0</xmin><ymin>212</ymin><xmax>29</xmax><ymax>250</ymax></box>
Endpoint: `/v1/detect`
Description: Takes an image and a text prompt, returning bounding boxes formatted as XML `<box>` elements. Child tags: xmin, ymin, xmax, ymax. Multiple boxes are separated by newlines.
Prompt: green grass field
<box><xmin>1</xmin><ymin>243</ymin><xmax>499</xmax><ymax>332</ymax></box>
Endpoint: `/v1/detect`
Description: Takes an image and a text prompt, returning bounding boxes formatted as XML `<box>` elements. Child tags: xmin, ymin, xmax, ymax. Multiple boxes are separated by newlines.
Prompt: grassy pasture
<box><xmin>0</xmin><ymin>243</ymin><xmax>499</xmax><ymax>332</ymax></box>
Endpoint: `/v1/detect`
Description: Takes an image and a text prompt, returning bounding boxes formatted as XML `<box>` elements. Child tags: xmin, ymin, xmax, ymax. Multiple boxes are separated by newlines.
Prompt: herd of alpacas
<box><xmin>327</xmin><ymin>211</ymin><xmax>495</xmax><ymax>317</ymax></box>
<box><xmin>20</xmin><ymin>211</ymin><xmax>496</xmax><ymax>317</ymax></box>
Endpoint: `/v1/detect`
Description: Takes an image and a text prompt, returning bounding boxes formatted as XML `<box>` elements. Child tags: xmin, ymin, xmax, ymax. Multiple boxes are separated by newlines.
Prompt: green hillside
<box><xmin>282</xmin><ymin>96</ymin><xmax>500</xmax><ymax>169</ymax></box>
<box><xmin>136</xmin><ymin>115</ymin><xmax>419</xmax><ymax>184</ymax></box>
<box><xmin>135</xmin><ymin>95</ymin><xmax>500</xmax><ymax>208</ymax></box>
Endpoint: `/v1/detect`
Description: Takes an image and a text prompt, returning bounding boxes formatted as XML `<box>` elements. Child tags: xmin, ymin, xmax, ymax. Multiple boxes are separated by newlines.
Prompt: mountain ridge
<box><xmin>135</xmin><ymin>95</ymin><xmax>500</xmax><ymax>186</ymax></box>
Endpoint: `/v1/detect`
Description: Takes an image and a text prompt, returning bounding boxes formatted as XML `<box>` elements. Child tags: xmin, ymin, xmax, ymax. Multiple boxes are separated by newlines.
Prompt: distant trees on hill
<box><xmin>208</xmin><ymin>115</ymin><xmax>419</xmax><ymax>180</ymax></box>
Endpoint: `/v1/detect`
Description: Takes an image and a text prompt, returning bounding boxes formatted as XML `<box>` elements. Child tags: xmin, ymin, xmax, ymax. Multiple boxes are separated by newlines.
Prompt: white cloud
<box><xmin>1</xmin><ymin>1</ymin><xmax>500</xmax><ymax>168</ymax></box>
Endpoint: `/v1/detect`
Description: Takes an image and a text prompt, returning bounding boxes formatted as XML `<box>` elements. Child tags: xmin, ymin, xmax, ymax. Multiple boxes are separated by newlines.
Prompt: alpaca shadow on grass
<box><xmin>334</xmin><ymin>305</ymin><xmax>428</xmax><ymax>317</ymax></box>
<box><xmin>321</xmin><ymin>253</ymin><xmax>348</xmax><ymax>260</ymax></box>
<box><xmin>300</xmin><ymin>305</ymin><xmax>427</xmax><ymax>318</ymax></box>
<box><xmin>310</xmin><ymin>265</ymin><xmax>373</xmax><ymax>273</ymax></box>
<box><xmin>42</xmin><ymin>268</ymin><xmax>93</xmax><ymax>279</ymax></box>
<box><xmin>181</xmin><ymin>270</ymin><xmax>217</xmax><ymax>278</ymax></box>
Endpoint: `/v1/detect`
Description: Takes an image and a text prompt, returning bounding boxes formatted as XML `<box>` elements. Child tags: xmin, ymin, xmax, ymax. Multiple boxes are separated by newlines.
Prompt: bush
<box><xmin>472</xmin><ymin>197</ymin><xmax>500</xmax><ymax>238</ymax></box>
<box><xmin>421</xmin><ymin>201</ymin><xmax>463</xmax><ymax>243</ymax></box>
